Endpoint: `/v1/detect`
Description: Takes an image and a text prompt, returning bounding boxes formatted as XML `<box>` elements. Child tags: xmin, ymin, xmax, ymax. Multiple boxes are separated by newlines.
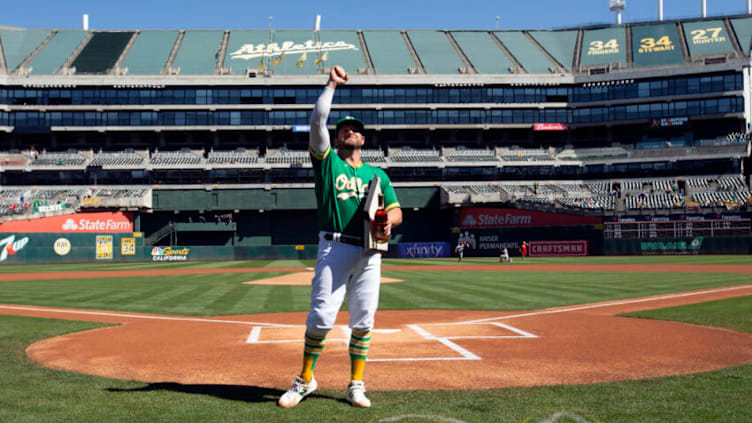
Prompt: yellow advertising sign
<box><xmin>96</xmin><ymin>235</ymin><xmax>113</xmax><ymax>260</ymax></box>
<box><xmin>121</xmin><ymin>237</ymin><xmax>136</xmax><ymax>256</ymax></box>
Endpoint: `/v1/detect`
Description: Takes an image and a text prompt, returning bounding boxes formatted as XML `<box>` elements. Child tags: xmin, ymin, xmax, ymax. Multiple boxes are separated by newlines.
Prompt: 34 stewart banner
<box><xmin>0</xmin><ymin>212</ymin><xmax>134</xmax><ymax>233</ymax></box>
<box><xmin>459</xmin><ymin>208</ymin><xmax>601</xmax><ymax>228</ymax></box>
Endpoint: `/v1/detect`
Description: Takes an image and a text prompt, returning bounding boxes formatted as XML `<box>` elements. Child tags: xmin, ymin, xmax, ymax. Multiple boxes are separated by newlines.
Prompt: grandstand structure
<box><xmin>1</xmin><ymin>14</ymin><xmax>751</xmax><ymax>248</ymax></box>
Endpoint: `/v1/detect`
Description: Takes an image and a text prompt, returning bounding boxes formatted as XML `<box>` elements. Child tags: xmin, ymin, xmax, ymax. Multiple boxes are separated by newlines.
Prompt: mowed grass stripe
<box><xmin>397</xmin><ymin>272</ymin><xmax>510</xmax><ymax>308</ymax></box>
<box><xmin>380</xmin><ymin>275</ymin><xmax>480</xmax><ymax>310</ymax></box>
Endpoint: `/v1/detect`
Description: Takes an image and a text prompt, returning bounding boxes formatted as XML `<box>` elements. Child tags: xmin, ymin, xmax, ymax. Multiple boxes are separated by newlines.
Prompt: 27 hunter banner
<box><xmin>459</xmin><ymin>208</ymin><xmax>601</xmax><ymax>229</ymax></box>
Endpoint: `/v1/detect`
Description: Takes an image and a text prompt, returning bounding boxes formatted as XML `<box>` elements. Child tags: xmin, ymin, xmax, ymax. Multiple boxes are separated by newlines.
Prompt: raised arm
<box><xmin>309</xmin><ymin>66</ymin><xmax>348</xmax><ymax>155</ymax></box>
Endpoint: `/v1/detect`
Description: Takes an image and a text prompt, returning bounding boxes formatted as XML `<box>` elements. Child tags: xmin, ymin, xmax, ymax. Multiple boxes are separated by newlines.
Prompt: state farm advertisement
<box><xmin>0</xmin><ymin>212</ymin><xmax>133</xmax><ymax>233</ymax></box>
<box><xmin>459</xmin><ymin>208</ymin><xmax>601</xmax><ymax>228</ymax></box>
<box><xmin>530</xmin><ymin>240</ymin><xmax>589</xmax><ymax>257</ymax></box>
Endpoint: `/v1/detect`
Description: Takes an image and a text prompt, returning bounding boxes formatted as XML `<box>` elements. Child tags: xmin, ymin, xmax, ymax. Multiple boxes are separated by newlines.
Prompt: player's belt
<box><xmin>323</xmin><ymin>232</ymin><xmax>362</xmax><ymax>246</ymax></box>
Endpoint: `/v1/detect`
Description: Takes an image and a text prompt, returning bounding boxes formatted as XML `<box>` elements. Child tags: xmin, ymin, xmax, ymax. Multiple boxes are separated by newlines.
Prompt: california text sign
<box><xmin>0</xmin><ymin>212</ymin><xmax>134</xmax><ymax>233</ymax></box>
<box><xmin>459</xmin><ymin>208</ymin><xmax>601</xmax><ymax>228</ymax></box>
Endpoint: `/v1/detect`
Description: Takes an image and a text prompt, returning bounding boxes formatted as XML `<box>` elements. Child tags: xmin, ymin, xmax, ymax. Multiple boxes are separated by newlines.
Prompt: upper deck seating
<box><xmin>207</xmin><ymin>149</ymin><xmax>259</xmax><ymax>165</ymax></box>
<box><xmin>264</xmin><ymin>149</ymin><xmax>310</xmax><ymax>165</ymax></box>
<box><xmin>528</xmin><ymin>30</ymin><xmax>578</xmax><ymax>71</ymax></box>
<box><xmin>559</xmin><ymin>195</ymin><xmax>615</xmax><ymax>210</ymax></box>
<box><xmin>444</xmin><ymin>148</ymin><xmax>497</xmax><ymax>162</ymax></box>
<box><xmin>389</xmin><ymin>148</ymin><xmax>441</xmax><ymax>162</ymax></box>
<box><xmin>500</xmin><ymin>149</ymin><xmax>554</xmax><ymax>162</ymax></box>
<box><xmin>450</xmin><ymin>31</ymin><xmax>514</xmax><ymax>74</ymax></box>
<box><xmin>627</xmin><ymin>193</ymin><xmax>684</xmax><ymax>209</ymax></box>
<box><xmin>27</xmin><ymin>30</ymin><xmax>87</xmax><ymax>74</ymax></box>
<box><xmin>172</xmin><ymin>31</ymin><xmax>223</xmax><ymax>75</ymax></box>
<box><xmin>90</xmin><ymin>151</ymin><xmax>145</xmax><ymax>167</ymax></box>
<box><xmin>694</xmin><ymin>191</ymin><xmax>751</xmax><ymax>207</ymax></box>
<box><xmin>360</xmin><ymin>149</ymin><xmax>386</xmax><ymax>163</ymax></box>
<box><xmin>150</xmin><ymin>150</ymin><xmax>202</xmax><ymax>165</ymax></box>
<box><xmin>71</xmin><ymin>32</ymin><xmax>134</xmax><ymax>74</ymax></box>
<box><xmin>717</xmin><ymin>176</ymin><xmax>746</xmax><ymax>191</ymax></box>
<box><xmin>31</xmin><ymin>152</ymin><xmax>86</xmax><ymax>167</ymax></box>
<box><xmin>362</xmin><ymin>31</ymin><xmax>416</xmax><ymax>74</ymax></box>
<box><xmin>585</xmin><ymin>181</ymin><xmax>611</xmax><ymax>194</ymax></box>
<box><xmin>494</xmin><ymin>31</ymin><xmax>556</xmax><ymax>74</ymax></box>
<box><xmin>0</xmin><ymin>29</ymin><xmax>52</xmax><ymax>72</ymax></box>
<box><xmin>407</xmin><ymin>31</ymin><xmax>464</xmax><ymax>74</ymax></box>
<box><xmin>120</xmin><ymin>31</ymin><xmax>178</xmax><ymax>75</ymax></box>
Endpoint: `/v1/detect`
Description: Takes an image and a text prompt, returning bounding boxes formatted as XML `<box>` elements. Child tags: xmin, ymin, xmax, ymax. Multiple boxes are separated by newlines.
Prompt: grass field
<box><xmin>0</xmin><ymin>256</ymin><xmax>751</xmax><ymax>422</ymax></box>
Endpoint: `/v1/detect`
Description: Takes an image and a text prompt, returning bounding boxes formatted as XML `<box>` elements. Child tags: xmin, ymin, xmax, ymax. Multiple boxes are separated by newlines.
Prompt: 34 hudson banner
<box><xmin>459</xmin><ymin>208</ymin><xmax>601</xmax><ymax>228</ymax></box>
<box><xmin>0</xmin><ymin>212</ymin><xmax>133</xmax><ymax>233</ymax></box>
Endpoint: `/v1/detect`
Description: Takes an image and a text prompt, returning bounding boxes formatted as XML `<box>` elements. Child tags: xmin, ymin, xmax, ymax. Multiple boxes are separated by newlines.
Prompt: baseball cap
<box><xmin>336</xmin><ymin>116</ymin><xmax>365</xmax><ymax>134</ymax></box>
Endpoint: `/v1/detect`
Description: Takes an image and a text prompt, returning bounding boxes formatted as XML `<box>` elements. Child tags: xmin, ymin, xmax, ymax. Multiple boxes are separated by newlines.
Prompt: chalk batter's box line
<box><xmin>245</xmin><ymin>322</ymin><xmax>537</xmax><ymax>362</ymax></box>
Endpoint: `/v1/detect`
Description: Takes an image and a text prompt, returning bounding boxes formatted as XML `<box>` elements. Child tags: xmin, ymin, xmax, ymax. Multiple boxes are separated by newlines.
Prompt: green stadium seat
<box><xmin>121</xmin><ymin>31</ymin><xmax>178</xmax><ymax>75</ymax></box>
<box><xmin>407</xmin><ymin>31</ymin><xmax>465</xmax><ymax>74</ymax></box>
<box><xmin>173</xmin><ymin>31</ymin><xmax>224</xmax><ymax>75</ymax></box>
<box><xmin>0</xmin><ymin>29</ymin><xmax>52</xmax><ymax>72</ymax></box>
<box><xmin>27</xmin><ymin>30</ymin><xmax>87</xmax><ymax>74</ymax></box>
<box><xmin>72</xmin><ymin>32</ymin><xmax>134</xmax><ymax>74</ymax></box>
<box><xmin>529</xmin><ymin>30</ymin><xmax>578</xmax><ymax>71</ymax></box>
<box><xmin>731</xmin><ymin>17</ymin><xmax>752</xmax><ymax>55</ymax></box>
<box><xmin>494</xmin><ymin>31</ymin><xmax>557</xmax><ymax>74</ymax></box>
<box><xmin>451</xmin><ymin>31</ymin><xmax>514</xmax><ymax>74</ymax></box>
<box><xmin>362</xmin><ymin>31</ymin><xmax>416</xmax><ymax>75</ymax></box>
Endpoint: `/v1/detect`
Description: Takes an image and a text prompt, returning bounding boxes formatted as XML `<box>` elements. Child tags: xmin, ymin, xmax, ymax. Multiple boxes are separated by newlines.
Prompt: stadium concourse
<box><xmin>0</xmin><ymin>13</ymin><xmax>751</xmax><ymax>260</ymax></box>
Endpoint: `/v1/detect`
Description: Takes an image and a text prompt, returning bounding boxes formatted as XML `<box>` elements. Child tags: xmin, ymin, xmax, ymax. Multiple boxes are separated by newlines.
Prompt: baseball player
<box><xmin>278</xmin><ymin>65</ymin><xmax>402</xmax><ymax>409</ymax></box>
<box><xmin>455</xmin><ymin>241</ymin><xmax>467</xmax><ymax>264</ymax></box>
<box><xmin>499</xmin><ymin>246</ymin><xmax>510</xmax><ymax>263</ymax></box>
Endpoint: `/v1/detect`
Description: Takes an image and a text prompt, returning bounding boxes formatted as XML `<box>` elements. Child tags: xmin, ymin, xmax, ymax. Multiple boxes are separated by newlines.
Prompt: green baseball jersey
<box><xmin>310</xmin><ymin>146</ymin><xmax>400</xmax><ymax>238</ymax></box>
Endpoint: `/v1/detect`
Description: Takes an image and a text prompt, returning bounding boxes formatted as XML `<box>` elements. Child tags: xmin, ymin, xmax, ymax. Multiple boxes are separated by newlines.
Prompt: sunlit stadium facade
<box><xmin>1</xmin><ymin>14</ymin><xmax>751</xmax><ymax>254</ymax></box>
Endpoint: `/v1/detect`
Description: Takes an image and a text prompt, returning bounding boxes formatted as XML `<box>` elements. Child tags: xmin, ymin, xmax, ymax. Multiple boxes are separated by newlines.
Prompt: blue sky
<box><xmin>2</xmin><ymin>0</ymin><xmax>751</xmax><ymax>30</ymax></box>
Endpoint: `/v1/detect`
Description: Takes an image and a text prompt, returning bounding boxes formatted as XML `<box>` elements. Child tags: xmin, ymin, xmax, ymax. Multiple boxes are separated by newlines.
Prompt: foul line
<box><xmin>457</xmin><ymin>284</ymin><xmax>752</xmax><ymax>325</ymax></box>
<box><xmin>0</xmin><ymin>305</ymin><xmax>297</xmax><ymax>327</ymax></box>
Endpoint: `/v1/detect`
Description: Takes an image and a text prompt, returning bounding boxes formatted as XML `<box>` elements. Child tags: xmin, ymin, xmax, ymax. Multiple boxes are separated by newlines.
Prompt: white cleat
<box><xmin>278</xmin><ymin>376</ymin><xmax>317</xmax><ymax>408</ymax></box>
<box><xmin>346</xmin><ymin>380</ymin><xmax>371</xmax><ymax>408</ymax></box>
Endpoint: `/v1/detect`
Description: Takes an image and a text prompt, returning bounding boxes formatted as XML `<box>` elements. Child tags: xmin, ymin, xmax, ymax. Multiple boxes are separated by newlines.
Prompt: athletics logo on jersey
<box><xmin>334</xmin><ymin>174</ymin><xmax>367</xmax><ymax>201</ymax></box>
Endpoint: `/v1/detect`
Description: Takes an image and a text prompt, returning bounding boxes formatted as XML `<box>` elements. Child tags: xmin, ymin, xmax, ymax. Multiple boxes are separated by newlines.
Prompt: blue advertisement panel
<box><xmin>398</xmin><ymin>242</ymin><xmax>451</xmax><ymax>258</ymax></box>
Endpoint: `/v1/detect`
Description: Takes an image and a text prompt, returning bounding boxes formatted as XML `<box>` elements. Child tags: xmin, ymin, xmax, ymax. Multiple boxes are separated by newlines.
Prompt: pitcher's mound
<box><xmin>243</xmin><ymin>271</ymin><xmax>403</xmax><ymax>286</ymax></box>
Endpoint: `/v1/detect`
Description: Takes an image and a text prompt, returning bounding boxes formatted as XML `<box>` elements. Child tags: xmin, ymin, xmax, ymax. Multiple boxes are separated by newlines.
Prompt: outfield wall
<box><xmin>604</xmin><ymin>237</ymin><xmax>752</xmax><ymax>255</ymax></box>
<box><xmin>0</xmin><ymin>232</ymin><xmax>319</xmax><ymax>265</ymax></box>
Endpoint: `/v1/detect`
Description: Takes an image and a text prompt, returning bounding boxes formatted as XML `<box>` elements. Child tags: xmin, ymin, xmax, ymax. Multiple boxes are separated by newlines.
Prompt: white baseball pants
<box><xmin>306</xmin><ymin>232</ymin><xmax>382</xmax><ymax>335</ymax></box>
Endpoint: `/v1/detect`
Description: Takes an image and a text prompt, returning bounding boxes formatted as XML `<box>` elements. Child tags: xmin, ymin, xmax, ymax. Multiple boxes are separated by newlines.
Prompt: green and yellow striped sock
<box><xmin>300</xmin><ymin>330</ymin><xmax>326</xmax><ymax>383</ymax></box>
<box><xmin>349</xmin><ymin>329</ymin><xmax>372</xmax><ymax>381</ymax></box>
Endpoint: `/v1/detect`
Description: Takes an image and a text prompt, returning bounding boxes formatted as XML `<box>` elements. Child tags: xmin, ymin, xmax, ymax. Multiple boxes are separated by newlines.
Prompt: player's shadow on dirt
<box><xmin>107</xmin><ymin>382</ymin><xmax>335</xmax><ymax>404</ymax></box>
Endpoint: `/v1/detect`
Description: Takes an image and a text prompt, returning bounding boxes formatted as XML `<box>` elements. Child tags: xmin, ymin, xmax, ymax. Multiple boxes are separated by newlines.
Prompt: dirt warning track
<box><xmin>2</xmin><ymin>280</ymin><xmax>752</xmax><ymax>391</ymax></box>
